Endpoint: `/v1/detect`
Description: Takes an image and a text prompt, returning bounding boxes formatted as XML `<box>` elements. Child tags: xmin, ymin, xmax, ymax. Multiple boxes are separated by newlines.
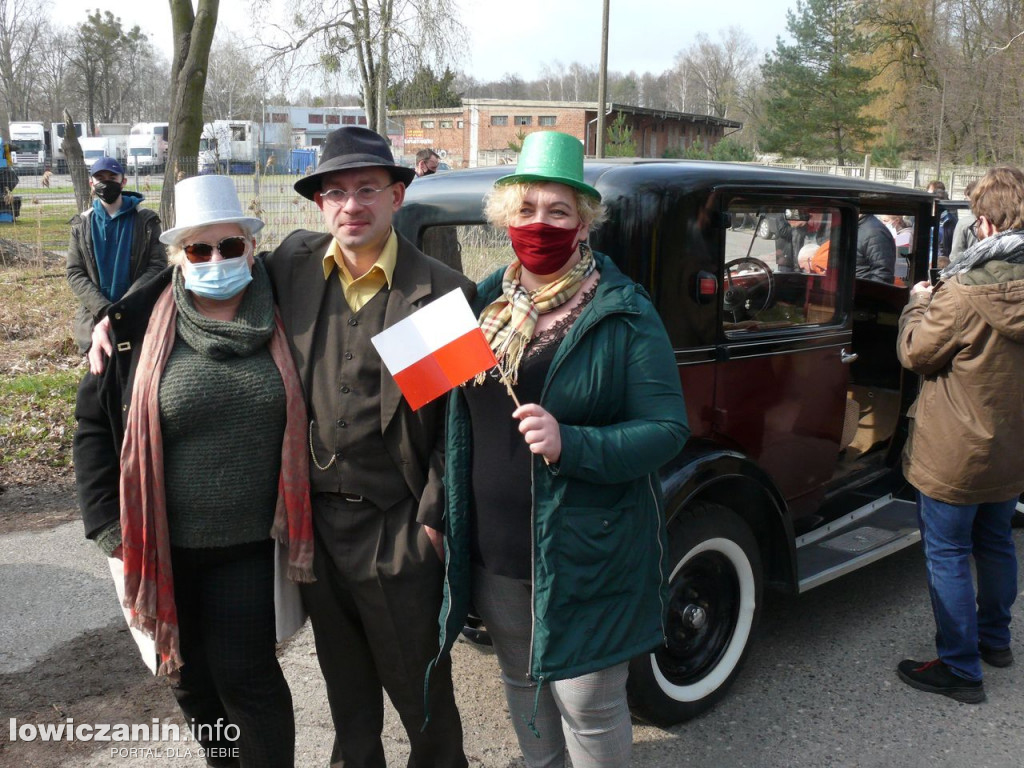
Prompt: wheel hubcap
<box><xmin>681</xmin><ymin>604</ymin><xmax>707</xmax><ymax>630</ymax></box>
<box><xmin>656</xmin><ymin>551</ymin><xmax>740</xmax><ymax>685</ymax></box>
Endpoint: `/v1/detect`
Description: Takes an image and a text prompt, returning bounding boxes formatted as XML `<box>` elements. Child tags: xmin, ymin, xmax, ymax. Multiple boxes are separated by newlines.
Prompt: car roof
<box><xmin>402</xmin><ymin>159</ymin><xmax>938</xmax><ymax>213</ymax></box>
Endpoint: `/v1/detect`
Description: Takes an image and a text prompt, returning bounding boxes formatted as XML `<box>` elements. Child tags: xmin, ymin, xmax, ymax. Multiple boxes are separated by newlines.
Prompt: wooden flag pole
<box><xmin>495</xmin><ymin>364</ymin><xmax>522</xmax><ymax>409</ymax></box>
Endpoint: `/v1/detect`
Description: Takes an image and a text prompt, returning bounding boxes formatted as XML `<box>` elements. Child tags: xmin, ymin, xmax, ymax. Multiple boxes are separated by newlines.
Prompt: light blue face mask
<box><xmin>183</xmin><ymin>255</ymin><xmax>253</xmax><ymax>300</ymax></box>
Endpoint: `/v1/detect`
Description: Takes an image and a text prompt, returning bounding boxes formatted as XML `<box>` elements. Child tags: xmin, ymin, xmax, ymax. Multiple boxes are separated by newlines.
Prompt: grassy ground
<box><xmin>0</xmin><ymin>251</ymin><xmax>81</xmax><ymax>487</ymax></box>
<box><xmin>0</xmin><ymin>249</ymin><xmax>80</xmax><ymax>487</ymax></box>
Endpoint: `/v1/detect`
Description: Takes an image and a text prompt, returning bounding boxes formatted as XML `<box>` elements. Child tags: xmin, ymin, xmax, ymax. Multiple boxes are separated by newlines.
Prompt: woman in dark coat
<box><xmin>74</xmin><ymin>175</ymin><xmax>313</xmax><ymax>768</ymax></box>
<box><xmin>436</xmin><ymin>132</ymin><xmax>689</xmax><ymax>767</ymax></box>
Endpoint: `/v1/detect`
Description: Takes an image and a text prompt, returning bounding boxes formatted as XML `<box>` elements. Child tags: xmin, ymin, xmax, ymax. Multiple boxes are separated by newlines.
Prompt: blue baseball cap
<box><xmin>90</xmin><ymin>157</ymin><xmax>125</xmax><ymax>176</ymax></box>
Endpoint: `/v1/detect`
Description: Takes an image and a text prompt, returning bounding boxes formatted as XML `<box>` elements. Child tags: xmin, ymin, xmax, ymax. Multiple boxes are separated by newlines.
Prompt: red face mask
<box><xmin>508</xmin><ymin>221</ymin><xmax>582</xmax><ymax>275</ymax></box>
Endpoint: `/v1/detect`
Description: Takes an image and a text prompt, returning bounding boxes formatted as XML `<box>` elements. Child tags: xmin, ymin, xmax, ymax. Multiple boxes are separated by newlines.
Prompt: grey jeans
<box><xmin>472</xmin><ymin>566</ymin><xmax>633</xmax><ymax>768</ymax></box>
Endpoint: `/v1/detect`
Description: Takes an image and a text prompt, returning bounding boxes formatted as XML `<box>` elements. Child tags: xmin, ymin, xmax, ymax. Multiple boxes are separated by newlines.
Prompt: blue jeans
<box><xmin>916</xmin><ymin>492</ymin><xmax>1019</xmax><ymax>681</ymax></box>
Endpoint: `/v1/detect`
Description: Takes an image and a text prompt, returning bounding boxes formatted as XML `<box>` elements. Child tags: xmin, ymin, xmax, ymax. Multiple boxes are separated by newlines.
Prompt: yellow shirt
<box><xmin>321</xmin><ymin>229</ymin><xmax>398</xmax><ymax>311</ymax></box>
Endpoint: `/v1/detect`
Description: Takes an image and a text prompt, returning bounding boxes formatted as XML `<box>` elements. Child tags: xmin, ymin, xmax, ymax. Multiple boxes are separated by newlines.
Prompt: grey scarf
<box><xmin>940</xmin><ymin>229</ymin><xmax>1024</xmax><ymax>279</ymax></box>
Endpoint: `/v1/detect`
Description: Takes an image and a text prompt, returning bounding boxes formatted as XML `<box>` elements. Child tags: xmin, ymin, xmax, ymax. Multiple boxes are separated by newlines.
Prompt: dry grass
<box><xmin>0</xmin><ymin>255</ymin><xmax>82</xmax><ymax>487</ymax></box>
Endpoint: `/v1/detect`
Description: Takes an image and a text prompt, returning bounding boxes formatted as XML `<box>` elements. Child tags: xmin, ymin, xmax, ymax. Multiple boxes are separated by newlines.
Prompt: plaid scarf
<box><xmin>119</xmin><ymin>280</ymin><xmax>314</xmax><ymax>678</ymax></box>
<box><xmin>476</xmin><ymin>244</ymin><xmax>595</xmax><ymax>385</ymax></box>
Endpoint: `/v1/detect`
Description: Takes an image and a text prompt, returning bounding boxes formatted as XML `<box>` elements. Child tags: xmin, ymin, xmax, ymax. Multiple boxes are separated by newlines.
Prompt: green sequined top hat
<box><xmin>495</xmin><ymin>131</ymin><xmax>601</xmax><ymax>201</ymax></box>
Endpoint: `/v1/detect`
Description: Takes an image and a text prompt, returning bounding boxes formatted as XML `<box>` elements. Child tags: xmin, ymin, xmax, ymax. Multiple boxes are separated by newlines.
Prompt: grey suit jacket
<box><xmin>264</xmin><ymin>228</ymin><xmax>475</xmax><ymax>529</ymax></box>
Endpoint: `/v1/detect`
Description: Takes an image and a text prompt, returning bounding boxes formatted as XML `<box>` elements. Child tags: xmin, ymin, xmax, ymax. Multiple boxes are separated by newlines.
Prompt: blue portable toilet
<box><xmin>0</xmin><ymin>136</ymin><xmax>20</xmax><ymax>223</ymax></box>
<box><xmin>289</xmin><ymin>148</ymin><xmax>317</xmax><ymax>175</ymax></box>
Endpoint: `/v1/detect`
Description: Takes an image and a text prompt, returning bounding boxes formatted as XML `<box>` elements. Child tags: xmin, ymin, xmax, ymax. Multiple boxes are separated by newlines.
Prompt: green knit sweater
<box><xmin>159</xmin><ymin>262</ymin><xmax>286</xmax><ymax>549</ymax></box>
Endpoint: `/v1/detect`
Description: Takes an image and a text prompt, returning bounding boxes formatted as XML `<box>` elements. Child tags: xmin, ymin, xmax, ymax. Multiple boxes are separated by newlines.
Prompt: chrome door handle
<box><xmin>840</xmin><ymin>348</ymin><xmax>859</xmax><ymax>364</ymax></box>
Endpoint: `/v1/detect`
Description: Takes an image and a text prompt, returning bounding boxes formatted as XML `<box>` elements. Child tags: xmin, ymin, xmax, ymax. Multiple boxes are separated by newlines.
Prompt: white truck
<box><xmin>80</xmin><ymin>136</ymin><xmax>126</xmax><ymax>165</ymax></box>
<box><xmin>49</xmin><ymin>122</ymin><xmax>86</xmax><ymax>173</ymax></box>
<box><xmin>199</xmin><ymin>120</ymin><xmax>260</xmax><ymax>174</ymax></box>
<box><xmin>127</xmin><ymin>122</ymin><xmax>169</xmax><ymax>174</ymax></box>
<box><xmin>9</xmin><ymin>122</ymin><xmax>47</xmax><ymax>174</ymax></box>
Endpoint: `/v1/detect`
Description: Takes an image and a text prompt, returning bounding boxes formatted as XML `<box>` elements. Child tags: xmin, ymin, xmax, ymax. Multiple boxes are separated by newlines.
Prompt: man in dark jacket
<box><xmin>265</xmin><ymin>127</ymin><xmax>470</xmax><ymax>768</ymax></box>
<box><xmin>66</xmin><ymin>157</ymin><xmax>165</xmax><ymax>353</ymax></box>
<box><xmin>856</xmin><ymin>213</ymin><xmax>896</xmax><ymax>283</ymax></box>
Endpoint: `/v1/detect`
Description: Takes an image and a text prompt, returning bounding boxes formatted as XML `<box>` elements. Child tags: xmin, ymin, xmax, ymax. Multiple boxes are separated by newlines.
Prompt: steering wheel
<box><xmin>723</xmin><ymin>257</ymin><xmax>776</xmax><ymax>322</ymax></box>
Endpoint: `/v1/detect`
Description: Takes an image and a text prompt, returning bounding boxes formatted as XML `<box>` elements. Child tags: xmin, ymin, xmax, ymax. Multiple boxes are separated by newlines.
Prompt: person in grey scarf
<box><xmin>896</xmin><ymin>165</ymin><xmax>1024</xmax><ymax>705</ymax></box>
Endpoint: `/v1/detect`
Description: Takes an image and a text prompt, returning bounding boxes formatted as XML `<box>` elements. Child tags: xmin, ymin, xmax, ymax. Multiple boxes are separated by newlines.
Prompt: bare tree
<box><xmin>161</xmin><ymin>0</ymin><xmax>219</xmax><ymax>228</ymax></box>
<box><xmin>204</xmin><ymin>32</ymin><xmax>266</xmax><ymax>121</ymax></box>
<box><xmin>0</xmin><ymin>0</ymin><xmax>47</xmax><ymax>136</ymax></box>
<box><xmin>256</xmin><ymin>0</ymin><xmax>465</xmax><ymax>136</ymax></box>
<box><xmin>36</xmin><ymin>26</ymin><xmax>73</xmax><ymax>124</ymax></box>
<box><xmin>677</xmin><ymin>28</ymin><xmax>756</xmax><ymax>119</ymax></box>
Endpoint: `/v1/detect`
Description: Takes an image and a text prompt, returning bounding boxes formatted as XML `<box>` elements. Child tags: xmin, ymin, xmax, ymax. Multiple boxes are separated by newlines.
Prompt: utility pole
<box><xmin>596</xmin><ymin>0</ymin><xmax>609</xmax><ymax>158</ymax></box>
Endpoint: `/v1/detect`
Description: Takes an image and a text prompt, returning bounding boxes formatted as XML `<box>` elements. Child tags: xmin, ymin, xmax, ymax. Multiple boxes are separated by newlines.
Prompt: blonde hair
<box><xmin>970</xmin><ymin>166</ymin><xmax>1024</xmax><ymax>233</ymax></box>
<box><xmin>166</xmin><ymin>223</ymin><xmax>255</xmax><ymax>266</ymax></box>
<box><xmin>484</xmin><ymin>182</ymin><xmax>607</xmax><ymax>230</ymax></box>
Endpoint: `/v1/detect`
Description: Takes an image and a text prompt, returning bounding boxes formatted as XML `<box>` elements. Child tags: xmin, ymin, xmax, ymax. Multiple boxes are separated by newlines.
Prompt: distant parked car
<box><xmin>395</xmin><ymin>159</ymin><xmax>944</xmax><ymax>725</ymax></box>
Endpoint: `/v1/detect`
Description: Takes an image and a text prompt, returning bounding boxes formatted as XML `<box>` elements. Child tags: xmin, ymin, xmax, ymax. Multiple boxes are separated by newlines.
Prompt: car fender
<box><xmin>658</xmin><ymin>440</ymin><xmax>798</xmax><ymax>592</ymax></box>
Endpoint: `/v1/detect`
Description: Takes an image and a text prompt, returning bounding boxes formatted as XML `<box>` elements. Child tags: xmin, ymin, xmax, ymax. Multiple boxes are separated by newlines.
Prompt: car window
<box><xmin>723</xmin><ymin>204</ymin><xmax>843</xmax><ymax>334</ymax></box>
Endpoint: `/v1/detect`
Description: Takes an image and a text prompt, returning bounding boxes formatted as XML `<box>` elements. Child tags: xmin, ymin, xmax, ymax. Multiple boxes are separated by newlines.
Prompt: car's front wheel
<box><xmin>628</xmin><ymin>502</ymin><xmax>763</xmax><ymax>726</ymax></box>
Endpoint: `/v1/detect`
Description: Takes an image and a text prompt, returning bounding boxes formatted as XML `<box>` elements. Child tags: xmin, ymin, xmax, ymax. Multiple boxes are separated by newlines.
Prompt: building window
<box><xmin>308</xmin><ymin>113</ymin><xmax>324</xmax><ymax>124</ymax></box>
<box><xmin>326</xmin><ymin>114</ymin><xmax>340</xmax><ymax>124</ymax></box>
<box><xmin>440</xmin><ymin>120</ymin><xmax>453</xmax><ymax>129</ymax></box>
<box><xmin>421</xmin><ymin>120</ymin><xmax>435</xmax><ymax>128</ymax></box>
<box><xmin>490</xmin><ymin>115</ymin><xmax>508</xmax><ymax>126</ymax></box>
<box><xmin>271</xmin><ymin>113</ymin><xmax>288</xmax><ymax>123</ymax></box>
<box><xmin>514</xmin><ymin>116</ymin><xmax>532</xmax><ymax>126</ymax></box>
<box><xmin>457</xmin><ymin>120</ymin><xmax>464</xmax><ymax>129</ymax></box>
<box><xmin>539</xmin><ymin>116</ymin><xmax>557</xmax><ymax>126</ymax></box>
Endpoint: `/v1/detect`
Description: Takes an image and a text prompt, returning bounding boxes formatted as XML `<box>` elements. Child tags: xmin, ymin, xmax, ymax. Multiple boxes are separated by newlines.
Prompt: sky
<box><xmin>47</xmin><ymin>0</ymin><xmax>794</xmax><ymax>85</ymax></box>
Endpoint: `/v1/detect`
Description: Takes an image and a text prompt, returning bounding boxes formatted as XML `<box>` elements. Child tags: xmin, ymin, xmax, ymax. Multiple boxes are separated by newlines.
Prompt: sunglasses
<box><xmin>183</xmin><ymin>236</ymin><xmax>249</xmax><ymax>263</ymax></box>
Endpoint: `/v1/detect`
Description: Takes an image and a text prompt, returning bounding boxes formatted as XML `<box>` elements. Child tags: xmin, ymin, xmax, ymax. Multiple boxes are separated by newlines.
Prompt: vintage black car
<box><xmin>394</xmin><ymin>159</ymin><xmax>953</xmax><ymax>725</ymax></box>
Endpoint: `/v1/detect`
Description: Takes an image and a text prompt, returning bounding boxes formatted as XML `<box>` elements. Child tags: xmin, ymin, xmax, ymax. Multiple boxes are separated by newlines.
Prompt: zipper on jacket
<box><xmin>647</xmin><ymin>474</ymin><xmax>668</xmax><ymax>644</ymax></box>
<box><xmin>528</xmin><ymin>455</ymin><xmax>538</xmax><ymax>679</ymax></box>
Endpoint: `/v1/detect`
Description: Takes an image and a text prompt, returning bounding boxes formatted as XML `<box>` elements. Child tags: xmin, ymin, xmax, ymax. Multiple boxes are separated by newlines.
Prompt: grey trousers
<box><xmin>472</xmin><ymin>566</ymin><xmax>633</xmax><ymax>768</ymax></box>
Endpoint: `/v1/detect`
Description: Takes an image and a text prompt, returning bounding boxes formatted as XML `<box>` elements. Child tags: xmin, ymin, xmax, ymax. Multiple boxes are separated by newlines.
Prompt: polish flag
<box><xmin>372</xmin><ymin>289</ymin><xmax>497</xmax><ymax>410</ymax></box>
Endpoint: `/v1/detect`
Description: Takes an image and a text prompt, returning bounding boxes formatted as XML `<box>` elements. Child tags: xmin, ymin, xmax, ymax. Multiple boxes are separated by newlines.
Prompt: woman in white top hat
<box><xmin>73</xmin><ymin>174</ymin><xmax>313</xmax><ymax>767</ymax></box>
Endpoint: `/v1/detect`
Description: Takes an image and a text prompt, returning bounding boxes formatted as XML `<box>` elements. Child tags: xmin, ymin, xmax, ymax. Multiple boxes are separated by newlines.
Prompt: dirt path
<box><xmin>0</xmin><ymin>481</ymin><xmax>79</xmax><ymax>537</ymax></box>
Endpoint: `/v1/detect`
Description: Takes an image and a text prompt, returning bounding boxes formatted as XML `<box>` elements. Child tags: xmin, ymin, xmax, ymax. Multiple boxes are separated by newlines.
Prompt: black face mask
<box><xmin>92</xmin><ymin>180</ymin><xmax>122</xmax><ymax>205</ymax></box>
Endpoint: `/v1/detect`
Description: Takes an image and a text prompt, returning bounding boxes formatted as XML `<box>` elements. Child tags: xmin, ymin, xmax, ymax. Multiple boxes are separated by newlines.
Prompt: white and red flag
<box><xmin>371</xmin><ymin>288</ymin><xmax>497</xmax><ymax>410</ymax></box>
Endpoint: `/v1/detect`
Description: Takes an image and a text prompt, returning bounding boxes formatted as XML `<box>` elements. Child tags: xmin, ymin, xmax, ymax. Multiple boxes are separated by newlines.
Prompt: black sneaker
<box><xmin>980</xmin><ymin>645</ymin><xmax>1014</xmax><ymax>668</ymax></box>
<box><xmin>897</xmin><ymin>659</ymin><xmax>986</xmax><ymax>704</ymax></box>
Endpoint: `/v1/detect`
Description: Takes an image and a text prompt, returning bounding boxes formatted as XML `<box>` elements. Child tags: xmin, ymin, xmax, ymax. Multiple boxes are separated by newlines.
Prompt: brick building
<box><xmin>391</xmin><ymin>99</ymin><xmax>742</xmax><ymax>168</ymax></box>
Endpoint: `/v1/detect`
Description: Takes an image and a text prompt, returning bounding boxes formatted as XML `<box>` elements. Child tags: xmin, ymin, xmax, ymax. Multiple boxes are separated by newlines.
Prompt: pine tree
<box><xmin>760</xmin><ymin>0</ymin><xmax>883</xmax><ymax>164</ymax></box>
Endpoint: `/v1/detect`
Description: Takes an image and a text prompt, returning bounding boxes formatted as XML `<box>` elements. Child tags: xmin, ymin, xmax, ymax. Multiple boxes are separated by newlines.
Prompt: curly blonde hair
<box><xmin>484</xmin><ymin>182</ymin><xmax>607</xmax><ymax>231</ymax></box>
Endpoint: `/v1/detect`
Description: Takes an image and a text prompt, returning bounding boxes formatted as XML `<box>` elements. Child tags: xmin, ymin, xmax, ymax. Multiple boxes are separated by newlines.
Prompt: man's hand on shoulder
<box><xmin>89</xmin><ymin>315</ymin><xmax>113</xmax><ymax>375</ymax></box>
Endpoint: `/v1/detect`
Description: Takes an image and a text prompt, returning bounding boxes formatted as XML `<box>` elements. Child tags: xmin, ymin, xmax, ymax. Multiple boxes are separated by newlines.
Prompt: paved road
<box><xmin>3</xmin><ymin>518</ymin><xmax>1024</xmax><ymax>767</ymax></box>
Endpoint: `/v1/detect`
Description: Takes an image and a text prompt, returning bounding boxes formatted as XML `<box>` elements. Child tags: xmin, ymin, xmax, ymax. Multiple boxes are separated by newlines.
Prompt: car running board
<box><xmin>795</xmin><ymin>495</ymin><xmax>919</xmax><ymax>593</ymax></box>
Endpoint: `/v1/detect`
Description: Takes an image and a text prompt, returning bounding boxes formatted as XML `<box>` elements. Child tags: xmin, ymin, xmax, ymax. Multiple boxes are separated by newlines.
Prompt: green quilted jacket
<box><xmin>434</xmin><ymin>251</ymin><xmax>690</xmax><ymax>685</ymax></box>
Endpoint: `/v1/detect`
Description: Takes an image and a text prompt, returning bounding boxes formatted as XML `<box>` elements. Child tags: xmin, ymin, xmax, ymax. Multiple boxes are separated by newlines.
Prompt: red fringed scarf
<box><xmin>119</xmin><ymin>284</ymin><xmax>314</xmax><ymax>677</ymax></box>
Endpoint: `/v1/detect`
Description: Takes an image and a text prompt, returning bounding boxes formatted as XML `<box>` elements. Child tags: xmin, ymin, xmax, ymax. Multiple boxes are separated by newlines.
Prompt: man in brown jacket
<box><xmin>896</xmin><ymin>166</ymin><xmax>1024</xmax><ymax>704</ymax></box>
<box><xmin>265</xmin><ymin>127</ymin><xmax>471</xmax><ymax>767</ymax></box>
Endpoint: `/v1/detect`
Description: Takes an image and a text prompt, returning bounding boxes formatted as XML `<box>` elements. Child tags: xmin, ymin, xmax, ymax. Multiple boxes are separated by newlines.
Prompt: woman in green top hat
<box><xmin>436</xmin><ymin>131</ymin><xmax>690</xmax><ymax>766</ymax></box>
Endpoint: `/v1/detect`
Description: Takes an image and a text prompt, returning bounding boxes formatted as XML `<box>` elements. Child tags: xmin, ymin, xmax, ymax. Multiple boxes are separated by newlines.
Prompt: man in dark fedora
<box><xmin>265</xmin><ymin>126</ymin><xmax>471</xmax><ymax>767</ymax></box>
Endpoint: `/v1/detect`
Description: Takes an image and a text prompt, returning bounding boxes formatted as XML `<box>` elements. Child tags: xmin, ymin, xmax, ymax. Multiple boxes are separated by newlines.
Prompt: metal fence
<box><xmin>7</xmin><ymin>159</ymin><xmax>324</xmax><ymax>256</ymax></box>
<box><xmin>4</xmin><ymin>155</ymin><xmax>993</xmax><ymax>258</ymax></box>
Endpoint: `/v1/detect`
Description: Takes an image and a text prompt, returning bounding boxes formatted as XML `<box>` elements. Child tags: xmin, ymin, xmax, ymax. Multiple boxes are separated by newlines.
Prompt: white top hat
<box><xmin>159</xmin><ymin>175</ymin><xmax>265</xmax><ymax>245</ymax></box>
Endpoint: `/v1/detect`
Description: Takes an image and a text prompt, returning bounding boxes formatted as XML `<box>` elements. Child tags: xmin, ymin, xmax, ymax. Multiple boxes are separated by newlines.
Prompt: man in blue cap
<box><xmin>66</xmin><ymin>156</ymin><xmax>166</xmax><ymax>354</ymax></box>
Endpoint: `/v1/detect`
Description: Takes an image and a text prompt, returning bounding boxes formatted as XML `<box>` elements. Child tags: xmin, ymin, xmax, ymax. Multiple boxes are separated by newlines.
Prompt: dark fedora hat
<box><xmin>294</xmin><ymin>126</ymin><xmax>416</xmax><ymax>200</ymax></box>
